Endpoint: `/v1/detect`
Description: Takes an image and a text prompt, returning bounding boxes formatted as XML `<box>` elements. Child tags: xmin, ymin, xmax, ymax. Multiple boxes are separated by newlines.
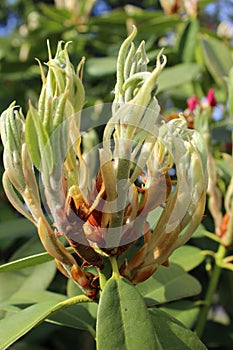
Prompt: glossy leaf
<box><xmin>169</xmin><ymin>245</ymin><xmax>204</xmax><ymax>271</ymax></box>
<box><xmin>149</xmin><ymin>308</ymin><xmax>207</xmax><ymax>349</ymax></box>
<box><xmin>137</xmin><ymin>264</ymin><xmax>201</xmax><ymax>306</ymax></box>
<box><xmin>96</xmin><ymin>276</ymin><xmax>156</xmax><ymax>350</ymax></box>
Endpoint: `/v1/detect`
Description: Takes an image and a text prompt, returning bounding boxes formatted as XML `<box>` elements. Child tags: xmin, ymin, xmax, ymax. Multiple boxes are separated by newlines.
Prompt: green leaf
<box><xmin>0</xmin><ymin>292</ymin><xmax>91</xmax><ymax>349</ymax></box>
<box><xmin>178</xmin><ymin>19</ymin><xmax>199</xmax><ymax>63</ymax></box>
<box><xmin>192</xmin><ymin>223</ymin><xmax>206</xmax><ymax>238</ymax></box>
<box><xmin>66</xmin><ymin>279</ymin><xmax>98</xmax><ymax>321</ymax></box>
<box><xmin>96</xmin><ymin>276</ymin><xmax>156</xmax><ymax>350</ymax></box>
<box><xmin>0</xmin><ymin>237</ymin><xmax>56</xmax><ymax>307</ymax></box>
<box><xmin>0</xmin><ymin>218</ymin><xmax>36</xmax><ymax>240</ymax></box>
<box><xmin>39</xmin><ymin>4</ymin><xmax>72</xmax><ymax>22</ymax></box>
<box><xmin>0</xmin><ymin>253</ymin><xmax>53</xmax><ymax>272</ymax></box>
<box><xmin>67</xmin><ymin>279</ymin><xmax>98</xmax><ymax>323</ymax></box>
<box><xmin>157</xmin><ymin>63</ymin><xmax>201</xmax><ymax>93</ymax></box>
<box><xmin>200</xmin><ymin>35</ymin><xmax>233</xmax><ymax>89</ymax></box>
<box><xmin>136</xmin><ymin>264</ymin><xmax>201</xmax><ymax>306</ymax></box>
<box><xmin>0</xmin><ymin>261</ymin><xmax>56</xmax><ymax>305</ymax></box>
<box><xmin>169</xmin><ymin>245</ymin><xmax>204</xmax><ymax>271</ymax></box>
<box><xmin>7</xmin><ymin>290</ymin><xmax>66</xmax><ymax>305</ymax></box>
<box><xmin>0</xmin><ymin>236</ymin><xmax>54</xmax><ymax>274</ymax></box>
<box><xmin>160</xmin><ymin>300</ymin><xmax>200</xmax><ymax>329</ymax></box>
<box><xmin>216</xmin><ymin>155</ymin><xmax>233</xmax><ymax>181</ymax></box>
<box><xmin>67</xmin><ymin>278</ymin><xmax>83</xmax><ymax>297</ymax></box>
<box><xmin>0</xmin><ymin>247</ymin><xmax>73</xmax><ymax>273</ymax></box>
<box><xmin>86</xmin><ymin>57</ymin><xmax>117</xmax><ymax>77</ymax></box>
<box><xmin>9</xmin><ymin>236</ymin><xmax>46</xmax><ymax>260</ymax></box>
<box><xmin>0</xmin><ymin>300</ymin><xmax>63</xmax><ymax>350</ymax></box>
<box><xmin>149</xmin><ymin>308</ymin><xmax>207</xmax><ymax>349</ymax></box>
<box><xmin>46</xmin><ymin>303</ymin><xmax>96</xmax><ymax>335</ymax></box>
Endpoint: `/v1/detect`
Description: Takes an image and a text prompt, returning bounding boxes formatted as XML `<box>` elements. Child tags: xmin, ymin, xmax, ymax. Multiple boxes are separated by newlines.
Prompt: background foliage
<box><xmin>0</xmin><ymin>1</ymin><xmax>233</xmax><ymax>349</ymax></box>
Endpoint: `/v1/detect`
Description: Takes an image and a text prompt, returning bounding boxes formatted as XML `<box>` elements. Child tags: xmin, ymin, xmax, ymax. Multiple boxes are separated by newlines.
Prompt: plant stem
<box><xmin>195</xmin><ymin>243</ymin><xmax>227</xmax><ymax>338</ymax></box>
<box><xmin>109</xmin><ymin>256</ymin><xmax>120</xmax><ymax>279</ymax></box>
<box><xmin>98</xmin><ymin>257</ymin><xmax>112</xmax><ymax>291</ymax></box>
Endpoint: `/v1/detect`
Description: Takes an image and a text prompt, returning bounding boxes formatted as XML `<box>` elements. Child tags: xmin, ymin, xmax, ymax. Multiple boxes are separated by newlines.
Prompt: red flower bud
<box><xmin>206</xmin><ymin>88</ymin><xmax>217</xmax><ymax>107</ymax></box>
<box><xmin>187</xmin><ymin>96</ymin><xmax>199</xmax><ymax>111</ymax></box>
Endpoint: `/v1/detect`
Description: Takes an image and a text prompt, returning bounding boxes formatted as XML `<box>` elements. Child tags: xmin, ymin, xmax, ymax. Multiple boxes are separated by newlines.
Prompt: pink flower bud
<box><xmin>187</xmin><ymin>96</ymin><xmax>199</xmax><ymax>111</ymax></box>
<box><xmin>206</xmin><ymin>88</ymin><xmax>217</xmax><ymax>107</ymax></box>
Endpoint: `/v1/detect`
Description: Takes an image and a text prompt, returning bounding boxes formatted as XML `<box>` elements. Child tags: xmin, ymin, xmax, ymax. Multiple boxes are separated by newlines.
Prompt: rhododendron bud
<box><xmin>0</xmin><ymin>28</ymin><xmax>208</xmax><ymax>298</ymax></box>
<box><xmin>206</xmin><ymin>88</ymin><xmax>217</xmax><ymax>107</ymax></box>
<box><xmin>187</xmin><ymin>96</ymin><xmax>199</xmax><ymax>111</ymax></box>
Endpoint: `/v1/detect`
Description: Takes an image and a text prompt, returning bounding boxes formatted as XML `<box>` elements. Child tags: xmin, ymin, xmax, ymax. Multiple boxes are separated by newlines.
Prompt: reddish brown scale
<box><xmin>66</xmin><ymin>236</ymin><xmax>103</xmax><ymax>267</ymax></box>
<box><xmin>165</xmin><ymin>112</ymin><xmax>194</xmax><ymax>129</ymax></box>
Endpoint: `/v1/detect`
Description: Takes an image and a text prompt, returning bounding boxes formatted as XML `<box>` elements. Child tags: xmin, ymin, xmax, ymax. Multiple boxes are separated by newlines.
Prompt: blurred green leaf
<box><xmin>39</xmin><ymin>4</ymin><xmax>72</xmax><ymax>22</ymax></box>
<box><xmin>0</xmin><ymin>237</ymin><xmax>56</xmax><ymax>306</ymax></box>
<box><xmin>202</xmin><ymin>321</ymin><xmax>233</xmax><ymax>348</ymax></box>
<box><xmin>177</xmin><ymin>19</ymin><xmax>199</xmax><ymax>63</ymax></box>
<box><xmin>0</xmin><ymin>253</ymin><xmax>53</xmax><ymax>272</ymax></box>
<box><xmin>191</xmin><ymin>224</ymin><xmax>206</xmax><ymax>238</ymax></box>
<box><xmin>137</xmin><ymin>264</ymin><xmax>201</xmax><ymax>306</ymax></box>
<box><xmin>9</xmin><ymin>236</ymin><xmax>45</xmax><ymax>260</ymax></box>
<box><xmin>66</xmin><ymin>279</ymin><xmax>98</xmax><ymax>320</ymax></box>
<box><xmin>46</xmin><ymin>303</ymin><xmax>96</xmax><ymax>334</ymax></box>
<box><xmin>200</xmin><ymin>35</ymin><xmax>233</xmax><ymax>89</ymax></box>
<box><xmin>86</xmin><ymin>57</ymin><xmax>117</xmax><ymax>77</ymax></box>
<box><xmin>0</xmin><ymin>300</ymin><xmax>64</xmax><ymax>350</ymax></box>
<box><xmin>0</xmin><ymin>261</ymin><xmax>56</xmax><ymax>303</ymax></box>
<box><xmin>157</xmin><ymin>63</ymin><xmax>201</xmax><ymax>93</ymax></box>
<box><xmin>217</xmin><ymin>155</ymin><xmax>233</xmax><ymax>181</ymax></box>
<box><xmin>169</xmin><ymin>245</ymin><xmax>204</xmax><ymax>271</ymax></box>
<box><xmin>3</xmin><ymin>290</ymin><xmax>65</xmax><ymax>305</ymax></box>
<box><xmin>149</xmin><ymin>308</ymin><xmax>207</xmax><ymax>349</ymax></box>
<box><xmin>0</xmin><ymin>218</ymin><xmax>36</xmax><ymax>239</ymax></box>
<box><xmin>160</xmin><ymin>300</ymin><xmax>200</xmax><ymax>329</ymax></box>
